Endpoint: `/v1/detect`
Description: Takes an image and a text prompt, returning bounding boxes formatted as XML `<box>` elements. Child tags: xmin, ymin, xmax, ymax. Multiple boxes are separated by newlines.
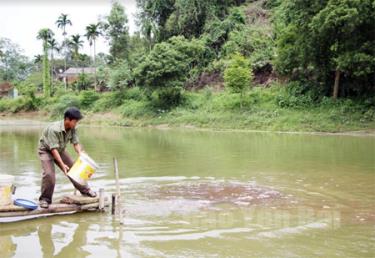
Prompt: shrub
<box><xmin>49</xmin><ymin>94</ymin><xmax>81</xmax><ymax>117</ymax></box>
<box><xmin>0</xmin><ymin>96</ymin><xmax>40</xmax><ymax>113</ymax></box>
<box><xmin>79</xmin><ymin>90</ymin><xmax>100</xmax><ymax>108</ymax></box>
<box><xmin>91</xmin><ymin>90</ymin><xmax>130</xmax><ymax>112</ymax></box>
<box><xmin>134</xmin><ymin>36</ymin><xmax>206</xmax><ymax>88</ymax></box>
<box><xmin>123</xmin><ymin>87</ymin><xmax>145</xmax><ymax>101</ymax></box>
<box><xmin>275</xmin><ymin>82</ymin><xmax>315</xmax><ymax>108</ymax></box>
<box><xmin>150</xmin><ymin>87</ymin><xmax>184</xmax><ymax>110</ymax></box>
<box><xmin>109</xmin><ymin>60</ymin><xmax>132</xmax><ymax>90</ymax></box>
<box><xmin>92</xmin><ymin>93</ymin><xmax>117</xmax><ymax>112</ymax></box>
<box><xmin>223</xmin><ymin>27</ymin><xmax>274</xmax><ymax>71</ymax></box>
<box><xmin>72</xmin><ymin>73</ymin><xmax>93</xmax><ymax>91</ymax></box>
<box><xmin>224</xmin><ymin>53</ymin><xmax>253</xmax><ymax>108</ymax></box>
<box><xmin>224</xmin><ymin>53</ymin><xmax>252</xmax><ymax>92</ymax></box>
<box><xmin>121</xmin><ymin>99</ymin><xmax>149</xmax><ymax>118</ymax></box>
<box><xmin>0</xmin><ymin>98</ymin><xmax>13</xmax><ymax>112</ymax></box>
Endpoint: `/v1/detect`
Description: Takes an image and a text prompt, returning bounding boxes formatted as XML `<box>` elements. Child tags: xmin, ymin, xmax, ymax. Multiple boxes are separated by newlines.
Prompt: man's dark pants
<box><xmin>38</xmin><ymin>149</ymin><xmax>90</xmax><ymax>204</ymax></box>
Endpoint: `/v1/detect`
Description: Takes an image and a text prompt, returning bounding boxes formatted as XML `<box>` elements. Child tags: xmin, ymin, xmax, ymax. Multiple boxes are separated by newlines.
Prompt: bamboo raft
<box><xmin>0</xmin><ymin>193</ymin><xmax>108</xmax><ymax>223</ymax></box>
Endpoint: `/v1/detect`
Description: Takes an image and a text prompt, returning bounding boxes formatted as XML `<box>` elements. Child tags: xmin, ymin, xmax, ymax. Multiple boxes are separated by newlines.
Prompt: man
<box><xmin>38</xmin><ymin>107</ymin><xmax>96</xmax><ymax>208</ymax></box>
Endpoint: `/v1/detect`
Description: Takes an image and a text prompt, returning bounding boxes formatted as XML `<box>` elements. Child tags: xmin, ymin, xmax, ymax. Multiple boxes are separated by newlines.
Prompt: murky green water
<box><xmin>0</xmin><ymin>124</ymin><xmax>374</xmax><ymax>257</ymax></box>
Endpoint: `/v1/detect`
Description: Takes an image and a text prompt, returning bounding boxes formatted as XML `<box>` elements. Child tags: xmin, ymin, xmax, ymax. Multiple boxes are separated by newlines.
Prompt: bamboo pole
<box><xmin>111</xmin><ymin>193</ymin><xmax>116</xmax><ymax>215</ymax></box>
<box><xmin>99</xmin><ymin>188</ymin><xmax>105</xmax><ymax>210</ymax></box>
<box><xmin>113</xmin><ymin>158</ymin><xmax>123</xmax><ymax>225</ymax></box>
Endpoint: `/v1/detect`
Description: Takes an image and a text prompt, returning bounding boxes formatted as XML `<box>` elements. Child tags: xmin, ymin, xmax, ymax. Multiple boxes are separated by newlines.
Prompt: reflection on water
<box><xmin>0</xmin><ymin>125</ymin><xmax>374</xmax><ymax>257</ymax></box>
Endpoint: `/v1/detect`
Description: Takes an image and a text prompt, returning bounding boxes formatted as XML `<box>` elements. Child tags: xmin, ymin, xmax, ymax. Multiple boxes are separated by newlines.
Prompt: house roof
<box><xmin>61</xmin><ymin>67</ymin><xmax>96</xmax><ymax>76</ymax></box>
<box><xmin>0</xmin><ymin>82</ymin><xmax>13</xmax><ymax>93</ymax></box>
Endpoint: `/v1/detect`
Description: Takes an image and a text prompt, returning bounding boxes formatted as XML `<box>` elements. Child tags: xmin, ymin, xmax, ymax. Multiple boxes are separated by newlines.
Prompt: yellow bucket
<box><xmin>68</xmin><ymin>153</ymin><xmax>98</xmax><ymax>186</ymax></box>
<box><xmin>0</xmin><ymin>175</ymin><xmax>14</xmax><ymax>206</ymax></box>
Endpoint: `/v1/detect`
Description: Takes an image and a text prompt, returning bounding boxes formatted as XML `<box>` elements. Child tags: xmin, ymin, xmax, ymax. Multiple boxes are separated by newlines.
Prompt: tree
<box><xmin>69</xmin><ymin>34</ymin><xmax>84</xmax><ymax>66</ymax></box>
<box><xmin>311</xmin><ymin>0</ymin><xmax>375</xmax><ymax>99</ymax></box>
<box><xmin>274</xmin><ymin>0</ymin><xmax>375</xmax><ymax>98</ymax></box>
<box><xmin>76</xmin><ymin>54</ymin><xmax>92</xmax><ymax>67</ymax></box>
<box><xmin>109</xmin><ymin>59</ymin><xmax>132</xmax><ymax>89</ymax></box>
<box><xmin>33</xmin><ymin>54</ymin><xmax>43</xmax><ymax>71</ymax></box>
<box><xmin>85</xmin><ymin>23</ymin><xmax>101</xmax><ymax>90</ymax></box>
<box><xmin>224</xmin><ymin>53</ymin><xmax>252</xmax><ymax>108</ymax></box>
<box><xmin>0</xmin><ymin>37</ymin><xmax>31</xmax><ymax>82</ymax></box>
<box><xmin>74</xmin><ymin>72</ymin><xmax>92</xmax><ymax>91</ymax></box>
<box><xmin>136</xmin><ymin>0</ymin><xmax>246</xmax><ymax>42</ymax></box>
<box><xmin>136</xmin><ymin>0</ymin><xmax>174</xmax><ymax>42</ymax></box>
<box><xmin>56</xmin><ymin>13</ymin><xmax>72</xmax><ymax>89</ymax></box>
<box><xmin>134</xmin><ymin>36</ymin><xmax>205</xmax><ymax>88</ymax></box>
<box><xmin>101</xmin><ymin>1</ymin><xmax>130</xmax><ymax>63</ymax></box>
<box><xmin>56</xmin><ymin>13</ymin><xmax>72</xmax><ymax>36</ymax></box>
<box><xmin>128</xmin><ymin>32</ymin><xmax>149</xmax><ymax>68</ymax></box>
<box><xmin>164</xmin><ymin>0</ymin><xmax>208</xmax><ymax>39</ymax></box>
<box><xmin>37</xmin><ymin>28</ymin><xmax>54</xmax><ymax>97</ymax></box>
<box><xmin>47</xmin><ymin>38</ymin><xmax>60</xmax><ymax>92</ymax></box>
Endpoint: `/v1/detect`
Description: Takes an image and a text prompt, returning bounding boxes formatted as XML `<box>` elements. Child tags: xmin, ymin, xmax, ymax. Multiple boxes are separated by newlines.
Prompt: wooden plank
<box><xmin>81</xmin><ymin>202</ymin><xmax>101</xmax><ymax>210</ymax></box>
<box><xmin>59</xmin><ymin>195</ymin><xmax>100</xmax><ymax>205</ymax></box>
<box><xmin>0</xmin><ymin>203</ymin><xmax>80</xmax><ymax>217</ymax></box>
<box><xmin>0</xmin><ymin>201</ymin><xmax>110</xmax><ymax>219</ymax></box>
<box><xmin>0</xmin><ymin>204</ymin><xmax>28</xmax><ymax>212</ymax></box>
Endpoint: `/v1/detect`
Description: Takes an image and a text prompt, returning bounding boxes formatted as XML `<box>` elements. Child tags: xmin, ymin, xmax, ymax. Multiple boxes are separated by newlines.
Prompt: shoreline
<box><xmin>1</xmin><ymin>111</ymin><xmax>374</xmax><ymax>137</ymax></box>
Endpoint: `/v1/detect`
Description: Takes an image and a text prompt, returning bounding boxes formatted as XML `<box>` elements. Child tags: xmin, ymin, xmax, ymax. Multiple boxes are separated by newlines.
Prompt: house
<box><xmin>0</xmin><ymin>82</ymin><xmax>18</xmax><ymax>99</ymax></box>
<box><xmin>59</xmin><ymin>67</ymin><xmax>96</xmax><ymax>84</ymax></box>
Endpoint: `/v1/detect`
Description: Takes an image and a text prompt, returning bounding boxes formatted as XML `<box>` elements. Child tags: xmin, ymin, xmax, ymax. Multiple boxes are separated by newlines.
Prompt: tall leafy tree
<box><xmin>69</xmin><ymin>34</ymin><xmax>84</xmax><ymax>67</ymax></box>
<box><xmin>136</xmin><ymin>0</ymin><xmax>175</xmax><ymax>42</ymax></box>
<box><xmin>164</xmin><ymin>0</ymin><xmax>208</xmax><ymax>39</ymax></box>
<box><xmin>136</xmin><ymin>0</ymin><xmax>246</xmax><ymax>42</ymax></box>
<box><xmin>101</xmin><ymin>1</ymin><xmax>130</xmax><ymax>63</ymax></box>
<box><xmin>56</xmin><ymin>13</ymin><xmax>72</xmax><ymax>90</ymax></box>
<box><xmin>274</xmin><ymin>0</ymin><xmax>375</xmax><ymax>98</ymax></box>
<box><xmin>56</xmin><ymin>13</ymin><xmax>72</xmax><ymax>36</ymax></box>
<box><xmin>33</xmin><ymin>54</ymin><xmax>43</xmax><ymax>71</ymax></box>
<box><xmin>0</xmin><ymin>37</ymin><xmax>31</xmax><ymax>82</ymax></box>
<box><xmin>311</xmin><ymin>0</ymin><xmax>375</xmax><ymax>98</ymax></box>
<box><xmin>37</xmin><ymin>28</ymin><xmax>54</xmax><ymax>97</ymax></box>
<box><xmin>47</xmin><ymin>38</ymin><xmax>60</xmax><ymax>91</ymax></box>
<box><xmin>134</xmin><ymin>36</ymin><xmax>205</xmax><ymax>88</ymax></box>
<box><xmin>85</xmin><ymin>23</ymin><xmax>101</xmax><ymax>90</ymax></box>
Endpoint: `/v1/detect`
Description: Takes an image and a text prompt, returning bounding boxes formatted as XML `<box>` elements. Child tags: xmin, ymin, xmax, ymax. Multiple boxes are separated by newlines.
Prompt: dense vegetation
<box><xmin>0</xmin><ymin>0</ymin><xmax>374</xmax><ymax>132</ymax></box>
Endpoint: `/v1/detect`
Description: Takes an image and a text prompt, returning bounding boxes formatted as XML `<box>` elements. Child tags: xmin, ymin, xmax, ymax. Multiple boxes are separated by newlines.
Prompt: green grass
<box><xmin>1</xmin><ymin>84</ymin><xmax>374</xmax><ymax>132</ymax></box>
<box><xmin>111</xmin><ymin>85</ymin><xmax>375</xmax><ymax>132</ymax></box>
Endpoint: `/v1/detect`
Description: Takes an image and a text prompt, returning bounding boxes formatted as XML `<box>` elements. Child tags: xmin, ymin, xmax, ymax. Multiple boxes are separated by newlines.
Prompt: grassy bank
<box><xmin>1</xmin><ymin>84</ymin><xmax>374</xmax><ymax>133</ymax></box>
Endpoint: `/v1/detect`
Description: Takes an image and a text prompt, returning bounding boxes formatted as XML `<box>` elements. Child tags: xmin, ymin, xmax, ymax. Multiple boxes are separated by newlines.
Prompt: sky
<box><xmin>0</xmin><ymin>0</ymin><xmax>138</xmax><ymax>58</ymax></box>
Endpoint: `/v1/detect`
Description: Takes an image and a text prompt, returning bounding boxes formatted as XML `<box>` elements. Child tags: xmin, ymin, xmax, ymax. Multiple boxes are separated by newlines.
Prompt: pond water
<box><xmin>0</xmin><ymin>124</ymin><xmax>374</xmax><ymax>257</ymax></box>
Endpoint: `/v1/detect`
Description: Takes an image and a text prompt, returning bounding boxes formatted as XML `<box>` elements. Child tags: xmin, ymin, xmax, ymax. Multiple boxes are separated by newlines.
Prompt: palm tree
<box><xmin>37</xmin><ymin>28</ymin><xmax>54</xmax><ymax>97</ymax></box>
<box><xmin>47</xmin><ymin>38</ymin><xmax>60</xmax><ymax>92</ymax></box>
<box><xmin>56</xmin><ymin>13</ymin><xmax>72</xmax><ymax>89</ymax></box>
<box><xmin>56</xmin><ymin>14</ymin><xmax>72</xmax><ymax>36</ymax></box>
<box><xmin>34</xmin><ymin>54</ymin><xmax>43</xmax><ymax>71</ymax></box>
<box><xmin>69</xmin><ymin>34</ymin><xmax>84</xmax><ymax>69</ymax></box>
<box><xmin>85</xmin><ymin>23</ymin><xmax>101</xmax><ymax>91</ymax></box>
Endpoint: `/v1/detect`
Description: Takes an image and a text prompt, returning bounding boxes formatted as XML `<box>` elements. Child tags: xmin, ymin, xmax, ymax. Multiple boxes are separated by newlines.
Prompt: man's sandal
<box><xmin>39</xmin><ymin>200</ymin><xmax>49</xmax><ymax>208</ymax></box>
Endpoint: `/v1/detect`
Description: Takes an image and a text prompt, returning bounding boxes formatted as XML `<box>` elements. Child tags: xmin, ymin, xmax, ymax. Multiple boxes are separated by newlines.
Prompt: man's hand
<box><xmin>74</xmin><ymin>143</ymin><xmax>84</xmax><ymax>156</ymax></box>
<box><xmin>78</xmin><ymin>150</ymin><xmax>86</xmax><ymax>156</ymax></box>
<box><xmin>62</xmin><ymin>163</ymin><xmax>70</xmax><ymax>175</ymax></box>
<box><xmin>51</xmin><ymin>149</ymin><xmax>70</xmax><ymax>176</ymax></box>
